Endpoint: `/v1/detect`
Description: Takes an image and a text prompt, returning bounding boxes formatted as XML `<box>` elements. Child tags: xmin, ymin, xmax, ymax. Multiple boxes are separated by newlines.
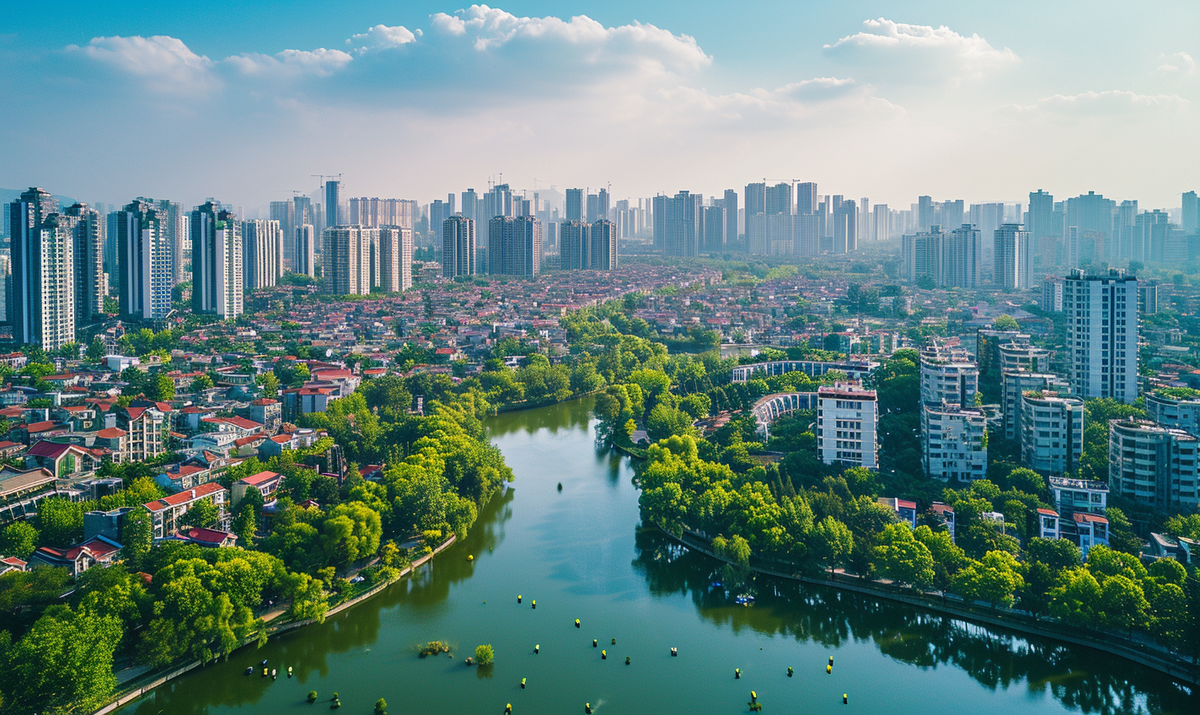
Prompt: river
<box><xmin>118</xmin><ymin>398</ymin><xmax>1196</xmax><ymax>715</ymax></box>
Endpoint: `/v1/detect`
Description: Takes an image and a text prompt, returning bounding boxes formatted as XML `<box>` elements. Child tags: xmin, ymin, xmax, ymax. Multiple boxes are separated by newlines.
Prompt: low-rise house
<box><xmin>232</xmin><ymin>470</ymin><xmax>282</xmax><ymax>509</ymax></box>
<box><xmin>154</xmin><ymin>463</ymin><xmax>215</xmax><ymax>493</ymax></box>
<box><xmin>0</xmin><ymin>556</ymin><xmax>26</xmax><ymax>574</ymax></box>
<box><xmin>178</xmin><ymin>526</ymin><xmax>238</xmax><ymax>548</ymax></box>
<box><xmin>0</xmin><ymin>466</ymin><xmax>58</xmax><ymax>523</ymax></box>
<box><xmin>1036</xmin><ymin>508</ymin><xmax>1060</xmax><ymax>539</ymax></box>
<box><xmin>877</xmin><ymin>497</ymin><xmax>917</xmax><ymax>528</ymax></box>
<box><xmin>84</xmin><ymin>506</ymin><xmax>134</xmax><ymax>542</ymax></box>
<box><xmin>928</xmin><ymin>502</ymin><xmax>956</xmax><ymax>540</ymax></box>
<box><xmin>25</xmin><ymin>441</ymin><xmax>99</xmax><ymax>479</ymax></box>
<box><xmin>248</xmin><ymin>399</ymin><xmax>281</xmax><ymax>432</ymax></box>
<box><xmin>143</xmin><ymin>482</ymin><xmax>228</xmax><ymax>540</ymax></box>
<box><xmin>28</xmin><ymin>534</ymin><xmax>122</xmax><ymax>576</ymax></box>
<box><xmin>117</xmin><ymin>405</ymin><xmax>167</xmax><ymax>461</ymax></box>
<box><xmin>1074</xmin><ymin>512</ymin><xmax>1109</xmax><ymax>558</ymax></box>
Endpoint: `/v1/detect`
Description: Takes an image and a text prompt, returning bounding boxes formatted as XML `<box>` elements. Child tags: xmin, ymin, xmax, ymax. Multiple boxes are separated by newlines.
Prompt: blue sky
<box><xmin>2</xmin><ymin>1</ymin><xmax>1197</xmax><ymax>211</ymax></box>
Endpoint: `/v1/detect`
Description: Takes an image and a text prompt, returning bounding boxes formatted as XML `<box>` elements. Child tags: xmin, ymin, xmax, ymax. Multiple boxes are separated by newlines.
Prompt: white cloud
<box><xmin>68</xmin><ymin>35</ymin><xmax>216</xmax><ymax>92</ymax></box>
<box><xmin>1007</xmin><ymin>90</ymin><xmax>1188</xmax><ymax>115</ymax></box>
<box><xmin>348</xmin><ymin>24</ymin><xmax>420</xmax><ymax>52</ymax></box>
<box><xmin>226</xmin><ymin>48</ymin><xmax>353</xmax><ymax>78</ymax></box>
<box><xmin>1156</xmin><ymin>52</ymin><xmax>1196</xmax><ymax>77</ymax></box>
<box><xmin>824</xmin><ymin>18</ymin><xmax>1018</xmax><ymax>83</ymax></box>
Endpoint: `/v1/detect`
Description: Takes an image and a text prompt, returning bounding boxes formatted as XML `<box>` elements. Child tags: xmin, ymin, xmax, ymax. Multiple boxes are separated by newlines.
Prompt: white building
<box><xmin>923</xmin><ymin>403</ymin><xmax>988</xmax><ymax>481</ymax></box>
<box><xmin>1064</xmin><ymin>268</ymin><xmax>1138</xmax><ymax>404</ymax></box>
<box><xmin>242</xmin><ymin>219</ymin><xmax>283</xmax><ymax>290</ymax></box>
<box><xmin>1145</xmin><ymin>389</ymin><xmax>1200</xmax><ymax>436</ymax></box>
<box><xmin>1020</xmin><ymin>391</ymin><xmax>1084</xmax><ymax>475</ymax></box>
<box><xmin>816</xmin><ymin>383</ymin><xmax>878</xmax><ymax>469</ymax></box>
<box><xmin>920</xmin><ymin>341</ymin><xmax>987</xmax><ymax>481</ymax></box>
<box><xmin>441</xmin><ymin>215</ymin><xmax>476</xmax><ymax>278</ymax></box>
<box><xmin>993</xmin><ymin>224</ymin><xmax>1032</xmax><ymax>289</ymax></box>
<box><xmin>1041</xmin><ymin>276</ymin><xmax>1064</xmax><ymax>312</ymax></box>
<box><xmin>1109</xmin><ymin>419</ymin><xmax>1200</xmax><ymax>511</ymax></box>
<box><xmin>191</xmin><ymin>201</ymin><xmax>243</xmax><ymax>319</ymax></box>
<box><xmin>1049</xmin><ymin>475</ymin><xmax>1108</xmax><ymax>516</ymax></box>
<box><xmin>1003</xmin><ymin>369</ymin><xmax>1070</xmax><ymax>440</ymax></box>
<box><xmin>376</xmin><ymin>226</ymin><xmax>413</xmax><ymax>292</ymax></box>
<box><xmin>295</xmin><ymin>224</ymin><xmax>316</xmax><ymax>277</ymax></box>
<box><xmin>322</xmin><ymin>226</ymin><xmax>378</xmax><ymax>296</ymax></box>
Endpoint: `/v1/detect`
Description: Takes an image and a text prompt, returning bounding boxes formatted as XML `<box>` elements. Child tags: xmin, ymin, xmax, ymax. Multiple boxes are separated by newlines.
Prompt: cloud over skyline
<box><xmin>2</xmin><ymin>3</ymin><xmax>1196</xmax><ymax>211</ymax></box>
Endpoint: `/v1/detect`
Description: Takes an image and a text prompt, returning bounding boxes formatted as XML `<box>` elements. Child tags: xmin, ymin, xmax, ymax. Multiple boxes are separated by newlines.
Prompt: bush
<box><xmin>474</xmin><ymin>644</ymin><xmax>495</xmax><ymax>665</ymax></box>
<box><xmin>375</xmin><ymin>698</ymin><xmax>388</xmax><ymax>714</ymax></box>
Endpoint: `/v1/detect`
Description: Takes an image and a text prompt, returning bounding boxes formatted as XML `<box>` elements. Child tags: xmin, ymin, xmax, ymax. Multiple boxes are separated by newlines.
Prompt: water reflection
<box><xmin>632</xmin><ymin>527</ymin><xmax>1195</xmax><ymax>715</ymax></box>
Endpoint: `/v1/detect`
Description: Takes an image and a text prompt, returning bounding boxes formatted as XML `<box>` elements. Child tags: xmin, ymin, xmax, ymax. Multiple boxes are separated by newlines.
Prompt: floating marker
<box><xmin>844</xmin><ymin>694</ymin><xmax>848</xmax><ymax>704</ymax></box>
<box><xmin>670</xmin><ymin>647</ymin><xmax>678</xmax><ymax>657</ymax></box>
<box><xmin>626</xmin><ymin>656</ymin><xmax>630</xmax><ymax>665</ymax></box>
<box><xmin>262</xmin><ymin>668</ymin><xmax>268</xmax><ymax>677</ymax></box>
<box><xmin>585</xmin><ymin>704</ymin><xmax>592</xmax><ymax>714</ymax></box>
<box><xmin>735</xmin><ymin>668</ymin><xmax>741</xmax><ymax>679</ymax></box>
<box><xmin>602</xmin><ymin>650</ymin><xmax>607</xmax><ymax>659</ymax></box>
<box><xmin>520</xmin><ymin>678</ymin><xmax>526</xmax><ymax>689</ymax></box>
<box><xmin>518</xmin><ymin>595</ymin><xmax>522</xmax><ymax>603</ymax></box>
<box><xmin>592</xmin><ymin>639</ymin><xmax>597</xmax><ymax>647</ymax></box>
<box><xmin>532</xmin><ymin>600</ymin><xmax>536</xmax><ymax>609</ymax></box>
<box><xmin>611</xmin><ymin>638</ymin><xmax>616</xmax><ymax>645</ymax></box>
<box><xmin>827</xmin><ymin>665</ymin><xmax>832</xmax><ymax>674</ymax></box>
<box><xmin>751</xmin><ymin>691</ymin><xmax>758</xmax><ymax>703</ymax></box>
<box><xmin>506</xmin><ymin>705</ymin><xmax>512</xmax><ymax>714</ymax></box>
<box><xmin>575</xmin><ymin>619</ymin><xmax>580</xmax><ymax>628</ymax></box>
<box><xmin>557</xmin><ymin>482</ymin><xmax>563</xmax><ymax>491</ymax></box>
<box><xmin>788</xmin><ymin>666</ymin><xmax>793</xmax><ymax>677</ymax></box>
<box><xmin>534</xmin><ymin>644</ymin><xmax>540</xmax><ymax>654</ymax></box>
<box><xmin>287</xmin><ymin>666</ymin><xmax>293</xmax><ymax>678</ymax></box>
<box><xmin>467</xmin><ymin>554</ymin><xmax>474</xmax><ymax>561</ymax></box>
<box><xmin>829</xmin><ymin>656</ymin><xmax>834</xmax><ymax>665</ymax></box>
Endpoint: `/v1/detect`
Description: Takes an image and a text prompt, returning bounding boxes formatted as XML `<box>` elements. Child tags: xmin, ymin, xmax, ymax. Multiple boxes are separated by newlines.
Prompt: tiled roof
<box><xmin>144</xmin><ymin>482</ymin><xmax>225</xmax><ymax>512</ymax></box>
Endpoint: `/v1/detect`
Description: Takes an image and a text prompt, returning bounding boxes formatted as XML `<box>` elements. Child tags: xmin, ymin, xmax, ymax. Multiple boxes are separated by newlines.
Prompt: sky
<box><xmin>2</xmin><ymin>1</ymin><xmax>1197</xmax><ymax>212</ymax></box>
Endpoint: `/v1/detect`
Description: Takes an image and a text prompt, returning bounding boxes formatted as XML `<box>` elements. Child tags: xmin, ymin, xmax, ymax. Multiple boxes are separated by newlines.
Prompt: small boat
<box><xmin>735</xmin><ymin>594</ymin><xmax>756</xmax><ymax>605</ymax></box>
<box><xmin>287</xmin><ymin>667</ymin><xmax>293</xmax><ymax>678</ymax></box>
<box><xmin>261</xmin><ymin>659</ymin><xmax>268</xmax><ymax>667</ymax></box>
<box><xmin>271</xmin><ymin>669</ymin><xmax>277</xmax><ymax>679</ymax></box>
<box><xmin>244</xmin><ymin>666</ymin><xmax>253</xmax><ymax>675</ymax></box>
<box><xmin>262</xmin><ymin>668</ymin><xmax>268</xmax><ymax>677</ymax></box>
<box><xmin>711</xmin><ymin>581</ymin><xmax>723</xmax><ymax>588</ymax></box>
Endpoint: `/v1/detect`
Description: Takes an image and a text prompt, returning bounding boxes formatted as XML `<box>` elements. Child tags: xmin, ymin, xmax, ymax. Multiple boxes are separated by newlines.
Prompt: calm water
<box><xmin>119</xmin><ymin>399</ymin><xmax>1196</xmax><ymax>715</ymax></box>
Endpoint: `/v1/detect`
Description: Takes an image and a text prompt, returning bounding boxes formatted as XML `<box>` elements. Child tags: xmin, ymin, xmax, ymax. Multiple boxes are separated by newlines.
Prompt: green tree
<box><xmin>1099</xmin><ymin>574</ymin><xmax>1150</xmax><ymax>633</ymax></box>
<box><xmin>322</xmin><ymin>502</ymin><xmax>382</xmax><ymax>564</ymax></box>
<box><xmin>232</xmin><ymin>503</ymin><xmax>258</xmax><ymax>545</ymax></box>
<box><xmin>1048</xmin><ymin>567</ymin><xmax>1102</xmax><ymax>626</ymax></box>
<box><xmin>1026</xmin><ymin>537</ymin><xmax>1081</xmax><ymax>574</ymax></box>
<box><xmin>645</xmin><ymin>403</ymin><xmax>697</xmax><ymax>442</ymax></box>
<box><xmin>150</xmin><ymin>373</ymin><xmax>176</xmax><ymax>401</ymax></box>
<box><xmin>191</xmin><ymin>373</ymin><xmax>215</xmax><ymax>392</ymax></box>
<box><xmin>992</xmin><ymin>314</ymin><xmax>1019</xmax><ymax>330</ymax></box>
<box><xmin>810</xmin><ymin>516</ymin><xmax>853</xmax><ymax>575</ymax></box>
<box><xmin>0</xmin><ymin>607</ymin><xmax>123</xmax><ymax>713</ymax></box>
<box><xmin>873</xmin><ymin>523</ymin><xmax>935</xmax><ymax>589</ymax></box>
<box><xmin>87</xmin><ymin>336</ymin><xmax>106</xmax><ymax>362</ymax></box>
<box><xmin>951</xmin><ymin>551</ymin><xmax>1024</xmax><ymax>608</ymax></box>
<box><xmin>180</xmin><ymin>499</ymin><xmax>218</xmax><ymax>529</ymax></box>
<box><xmin>0</xmin><ymin>521</ymin><xmax>39</xmax><ymax>559</ymax></box>
<box><xmin>36</xmin><ymin>497</ymin><xmax>88</xmax><ymax>548</ymax></box>
<box><xmin>121</xmin><ymin>509</ymin><xmax>153</xmax><ymax>570</ymax></box>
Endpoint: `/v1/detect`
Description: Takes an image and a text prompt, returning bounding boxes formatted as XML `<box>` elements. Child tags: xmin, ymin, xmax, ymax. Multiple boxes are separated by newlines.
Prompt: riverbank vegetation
<box><xmin>0</xmin><ymin>389</ymin><xmax>510</xmax><ymax>714</ymax></box>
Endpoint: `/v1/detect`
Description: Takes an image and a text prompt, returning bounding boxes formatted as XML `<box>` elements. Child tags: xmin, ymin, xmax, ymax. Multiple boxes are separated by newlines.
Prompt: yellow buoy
<box><xmin>735</xmin><ymin>668</ymin><xmax>741</xmax><ymax>679</ymax></box>
<box><xmin>601</xmin><ymin>650</ymin><xmax>607</xmax><ymax>659</ymax></box>
<box><xmin>518</xmin><ymin>595</ymin><xmax>522</xmax><ymax>603</ymax></box>
<box><xmin>843</xmin><ymin>694</ymin><xmax>848</xmax><ymax>704</ymax></box>
<box><xmin>751</xmin><ymin>691</ymin><xmax>758</xmax><ymax>702</ymax></box>
<box><xmin>520</xmin><ymin>678</ymin><xmax>526</xmax><ymax>689</ymax></box>
<box><xmin>585</xmin><ymin>704</ymin><xmax>592</xmax><ymax>714</ymax></box>
<box><xmin>506</xmin><ymin>705</ymin><xmax>512</xmax><ymax>714</ymax></box>
<box><xmin>788</xmin><ymin>666</ymin><xmax>794</xmax><ymax>677</ymax></box>
<box><xmin>829</xmin><ymin>656</ymin><xmax>834</xmax><ymax>664</ymax></box>
<box><xmin>534</xmin><ymin>644</ymin><xmax>540</xmax><ymax>654</ymax></box>
<box><xmin>827</xmin><ymin>664</ymin><xmax>832</xmax><ymax>674</ymax></box>
<box><xmin>574</xmin><ymin>619</ymin><xmax>580</xmax><ymax>628</ymax></box>
<box><xmin>532</xmin><ymin>600</ymin><xmax>536</xmax><ymax>609</ymax></box>
<box><xmin>467</xmin><ymin>554</ymin><xmax>473</xmax><ymax>561</ymax></box>
<box><xmin>593</xmin><ymin>639</ymin><xmax>597</xmax><ymax>647</ymax></box>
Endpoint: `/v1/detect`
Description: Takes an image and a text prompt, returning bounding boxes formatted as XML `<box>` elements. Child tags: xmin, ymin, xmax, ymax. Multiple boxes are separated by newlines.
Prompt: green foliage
<box><xmin>36</xmin><ymin>497</ymin><xmax>90</xmax><ymax>548</ymax></box>
<box><xmin>873</xmin><ymin>524</ymin><xmax>935</xmax><ymax>589</ymax></box>
<box><xmin>0</xmin><ymin>521</ymin><xmax>39</xmax><ymax>559</ymax></box>
<box><xmin>951</xmin><ymin>551</ymin><xmax>1024</xmax><ymax>608</ymax></box>
<box><xmin>0</xmin><ymin>606</ymin><xmax>123</xmax><ymax>713</ymax></box>
<box><xmin>121</xmin><ymin>510</ymin><xmax>154</xmax><ymax>571</ymax></box>
<box><xmin>474</xmin><ymin>643</ymin><xmax>495</xmax><ymax>665</ymax></box>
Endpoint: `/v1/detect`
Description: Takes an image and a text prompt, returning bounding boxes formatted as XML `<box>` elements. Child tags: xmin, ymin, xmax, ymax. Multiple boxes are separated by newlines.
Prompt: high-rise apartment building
<box><xmin>1065</xmin><ymin>191</ymin><xmax>1115</xmax><ymax>260</ymax></box>
<box><xmin>1020</xmin><ymin>391</ymin><xmax>1084</xmax><ymax>475</ymax></box>
<box><xmin>941</xmin><ymin>225</ymin><xmax>980</xmax><ymax>288</ymax></box>
<box><xmin>150</xmin><ymin>199</ymin><xmax>185</xmax><ymax>287</ymax></box>
<box><xmin>9</xmin><ymin>188</ymin><xmax>75</xmax><ymax>348</ymax></box>
<box><xmin>993</xmin><ymin>224</ymin><xmax>1031</xmax><ymax>289</ymax></box>
<box><xmin>1109</xmin><ymin>420</ymin><xmax>1200</xmax><ymax>510</ymax></box>
<box><xmin>1064</xmin><ymin>268</ymin><xmax>1138</xmax><ymax>404</ymax></box>
<box><xmin>64</xmin><ymin>203</ymin><xmax>105</xmax><ymax>325</ymax></box>
<box><xmin>702</xmin><ymin>205</ymin><xmax>725</xmax><ymax>253</ymax></box>
<box><xmin>565</xmin><ymin>189</ymin><xmax>583</xmax><ymax>222</ymax></box>
<box><xmin>920</xmin><ymin>340</ymin><xmax>986</xmax><ymax>481</ymax></box>
<box><xmin>488</xmin><ymin>216</ymin><xmax>541</xmax><ymax>278</ymax></box>
<box><xmin>242</xmin><ymin>219</ymin><xmax>283</xmax><ymax>291</ymax></box>
<box><xmin>325</xmin><ymin>180</ymin><xmax>342</xmax><ymax>228</ymax></box>
<box><xmin>270</xmin><ymin>200</ymin><xmax>294</xmax><ymax>270</ymax></box>
<box><xmin>918</xmin><ymin>195</ymin><xmax>934</xmax><ymax>232</ymax></box>
<box><xmin>743</xmin><ymin>182</ymin><xmax>766</xmax><ymax>255</ymax></box>
<box><xmin>816</xmin><ymin>383</ymin><xmax>878</xmax><ymax>469</ymax></box>
<box><xmin>191</xmin><ymin>201</ymin><xmax>243</xmax><ymax>319</ymax></box>
<box><xmin>832</xmin><ymin>199</ymin><xmax>857</xmax><ymax>253</ymax></box>
<box><xmin>723</xmin><ymin>189</ymin><xmax>739</xmax><ymax>249</ymax></box>
<box><xmin>116</xmin><ymin>199</ymin><xmax>172</xmax><ymax>321</ymax></box>
<box><xmin>795</xmin><ymin>182</ymin><xmax>817</xmax><ymax>216</ymax></box>
<box><xmin>872</xmin><ymin>204</ymin><xmax>889</xmax><ymax>241</ymax></box>
<box><xmin>1041</xmin><ymin>276</ymin><xmax>1064</xmax><ymax>312</ymax></box>
<box><xmin>295</xmin><ymin>225</ymin><xmax>316</xmax><ymax>277</ymax></box>
<box><xmin>441</xmin><ymin>215</ymin><xmax>475</xmax><ymax>279</ymax></box>
<box><xmin>377</xmin><ymin>226</ymin><xmax>413</xmax><ymax>292</ymax></box>
<box><xmin>559</xmin><ymin>221</ymin><xmax>590</xmax><ymax>271</ymax></box>
<box><xmin>656</xmin><ymin>191</ymin><xmax>702</xmax><ymax>258</ymax></box>
<box><xmin>1003</xmin><ymin>368</ymin><xmax>1070</xmax><ymax>441</ymax></box>
<box><xmin>322</xmin><ymin>226</ymin><xmax>376</xmax><ymax>296</ymax></box>
<box><xmin>1184</xmin><ymin>190</ymin><xmax>1198</xmax><ymax>235</ymax></box>
<box><xmin>590</xmin><ymin>220</ymin><xmax>618</xmax><ymax>271</ymax></box>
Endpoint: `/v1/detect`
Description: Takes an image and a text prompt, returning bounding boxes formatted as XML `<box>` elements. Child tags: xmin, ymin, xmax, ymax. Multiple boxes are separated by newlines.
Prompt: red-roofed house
<box><xmin>232</xmin><ymin>470</ymin><xmax>282</xmax><ymax>509</ymax></box>
<box><xmin>0</xmin><ymin>556</ymin><xmax>26</xmax><ymax>575</ymax></box>
<box><xmin>1036</xmin><ymin>508</ymin><xmax>1060</xmax><ymax>540</ymax></box>
<box><xmin>179</xmin><ymin>526</ymin><xmax>238</xmax><ymax>548</ymax></box>
<box><xmin>28</xmin><ymin>535</ymin><xmax>122</xmax><ymax>576</ymax></box>
<box><xmin>1074</xmin><ymin>512</ymin><xmax>1109</xmax><ymax>558</ymax></box>
<box><xmin>143</xmin><ymin>482</ymin><xmax>228</xmax><ymax>540</ymax></box>
<box><xmin>202</xmin><ymin>416</ymin><xmax>264</xmax><ymax>439</ymax></box>
<box><xmin>248</xmin><ymin>398</ymin><xmax>281</xmax><ymax>432</ymax></box>
<box><xmin>155</xmin><ymin>463</ymin><xmax>215</xmax><ymax>493</ymax></box>
<box><xmin>25</xmin><ymin>441</ymin><xmax>98</xmax><ymax>479</ymax></box>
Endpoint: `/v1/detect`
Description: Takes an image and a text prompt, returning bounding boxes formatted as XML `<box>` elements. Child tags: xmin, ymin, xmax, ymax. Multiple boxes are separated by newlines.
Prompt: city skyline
<box><xmin>2</xmin><ymin>1</ymin><xmax>1197</xmax><ymax>208</ymax></box>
